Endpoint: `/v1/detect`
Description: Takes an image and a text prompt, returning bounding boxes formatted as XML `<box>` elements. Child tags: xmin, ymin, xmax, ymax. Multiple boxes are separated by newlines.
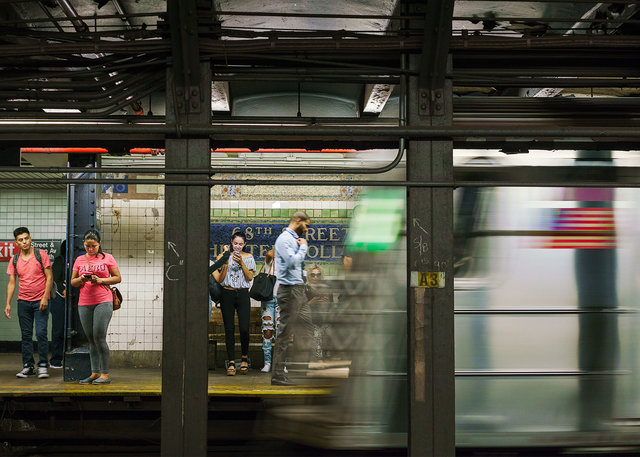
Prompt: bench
<box><xmin>207</xmin><ymin>306</ymin><xmax>263</xmax><ymax>370</ymax></box>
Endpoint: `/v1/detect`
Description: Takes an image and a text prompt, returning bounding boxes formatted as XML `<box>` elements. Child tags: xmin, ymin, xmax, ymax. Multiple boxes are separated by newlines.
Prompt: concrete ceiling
<box><xmin>0</xmin><ymin>0</ymin><xmax>638</xmax><ymax>165</ymax></box>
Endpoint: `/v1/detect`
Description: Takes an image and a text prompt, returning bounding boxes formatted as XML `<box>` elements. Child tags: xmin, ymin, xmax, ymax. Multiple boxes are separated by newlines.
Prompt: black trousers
<box><xmin>219</xmin><ymin>288</ymin><xmax>251</xmax><ymax>362</ymax></box>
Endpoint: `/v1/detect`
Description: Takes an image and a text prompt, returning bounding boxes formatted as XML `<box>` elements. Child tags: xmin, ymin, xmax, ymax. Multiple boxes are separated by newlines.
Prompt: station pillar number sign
<box><xmin>410</xmin><ymin>271</ymin><xmax>445</xmax><ymax>288</ymax></box>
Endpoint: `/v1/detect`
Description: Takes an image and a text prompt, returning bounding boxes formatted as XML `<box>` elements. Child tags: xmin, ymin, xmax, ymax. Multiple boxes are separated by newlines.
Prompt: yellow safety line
<box><xmin>0</xmin><ymin>385</ymin><xmax>332</xmax><ymax>397</ymax></box>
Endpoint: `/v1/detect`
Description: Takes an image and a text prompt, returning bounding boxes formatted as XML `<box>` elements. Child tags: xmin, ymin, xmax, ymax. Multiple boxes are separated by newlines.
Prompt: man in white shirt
<box><xmin>271</xmin><ymin>211</ymin><xmax>313</xmax><ymax>386</ymax></box>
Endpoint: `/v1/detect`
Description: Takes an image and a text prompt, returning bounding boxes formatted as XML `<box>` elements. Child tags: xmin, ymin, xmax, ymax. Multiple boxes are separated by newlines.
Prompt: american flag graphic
<box><xmin>541</xmin><ymin>206</ymin><xmax>616</xmax><ymax>249</ymax></box>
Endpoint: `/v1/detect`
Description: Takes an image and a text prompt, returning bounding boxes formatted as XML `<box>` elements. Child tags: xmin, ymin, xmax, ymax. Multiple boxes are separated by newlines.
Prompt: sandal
<box><xmin>239</xmin><ymin>357</ymin><xmax>249</xmax><ymax>375</ymax></box>
<box><xmin>227</xmin><ymin>362</ymin><xmax>236</xmax><ymax>376</ymax></box>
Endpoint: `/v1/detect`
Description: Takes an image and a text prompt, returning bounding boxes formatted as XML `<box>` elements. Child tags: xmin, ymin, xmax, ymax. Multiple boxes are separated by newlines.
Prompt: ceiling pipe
<box><xmin>3</xmin><ymin>35</ymin><xmax>640</xmax><ymax>60</ymax></box>
<box><xmin>0</xmin><ymin>79</ymin><xmax>163</xmax><ymax>118</ymax></box>
<box><xmin>0</xmin><ymin>176</ymin><xmax>637</xmax><ymax>189</ymax></box>
<box><xmin>0</xmin><ymin>75</ymin><xmax>163</xmax><ymax>110</ymax></box>
<box><xmin>0</xmin><ymin>124</ymin><xmax>637</xmax><ymax>139</ymax></box>
<box><xmin>112</xmin><ymin>0</ymin><xmax>134</xmax><ymax>30</ymax></box>
<box><xmin>37</xmin><ymin>1</ymin><xmax>65</xmax><ymax>32</ymax></box>
<box><xmin>56</xmin><ymin>0</ymin><xmax>89</xmax><ymax>33</ymax></box>
<box><xmin>0</xmin><ymin>72</ymin><xmax>138</xmax><ymax>90</ymax></box>
<box><xmin>55</xmin><ymin>0</ymin><xmax>145</xmax><ymax>114</ymax></box>
<box><xmin>0</xmin><ymin>58</ymin><xmax>166</xmax><ymax>87</ymax></box>
<box><xmin>0</xmin><ymin>72</ymin><xmax>159</xmax><ymax>102</ymax></box>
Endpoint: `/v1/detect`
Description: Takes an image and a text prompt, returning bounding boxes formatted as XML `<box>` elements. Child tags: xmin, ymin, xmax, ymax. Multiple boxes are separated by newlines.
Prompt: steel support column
<box><xmin>407</xmin><ymin>59</ymin><xmax>456</xmax><ymax>457</ymax></box>
<box><xmin>64</xmin><ymin>154</ymin><xmax>98</xmax><ymax>382</ymax></box>
<box><xmin>161</xmin><ymin>1</ymin><xmax>211</xmax><ymax>454</ymax></box>
<box><xmin>406</xmin><ymin>0</ymin><xmax>455</xmax><ymax>455</ymax></box>
<box><xmin>161</xmin><ymin>140</ymin><xmax>210</xmax><ymax>456</ymax></box>
<box><xmin>161</xmin><ymin>65</ymin><xmax>211</xmax><ymax>456</ymax></box>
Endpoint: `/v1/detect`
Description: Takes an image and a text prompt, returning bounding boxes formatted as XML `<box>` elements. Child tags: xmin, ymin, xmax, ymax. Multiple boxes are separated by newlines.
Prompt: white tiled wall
<box><xmin>0</xmin><ymin>188</ymin><xmax>354</xmax><ymax>353</ymax></box>
<box><xmin>0</xmin><ymin>189</ymin><xmax>67</xmax><ymax>340</ymax></box>
<box><xmin>0</xmin><ymin>189</ymin><xmax>67</xmax><ymax>237</ymax></box>
<box><xmin>100</xmin><ymin>199</ymin><xmax>164</xmax><ymax>351</ymax></box>
<box><xmin>0</xmin><ymin>189</ymin><xmax>165</xmax><ymax>351</ymax></box>
<box><xmin>211</xmin><ymin>200</ymin><xmax>355</xmax><ymax>210</ymax></box>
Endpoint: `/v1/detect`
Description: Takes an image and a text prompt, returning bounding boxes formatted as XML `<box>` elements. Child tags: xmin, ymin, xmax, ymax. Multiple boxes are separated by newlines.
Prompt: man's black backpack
<box><xmin>209</xmin><ymin>274</ymin><xmax>223</xmax><ymax>304</ymax></box>
<box><xmin>12</xmin><ymin>250</ymin><xmax>56</xmax><ymax>298</ymax></box>
<box><xmin>208</xmin><ymin>250</ymin><xmax>230</xmax><ymax>306</ymax></box>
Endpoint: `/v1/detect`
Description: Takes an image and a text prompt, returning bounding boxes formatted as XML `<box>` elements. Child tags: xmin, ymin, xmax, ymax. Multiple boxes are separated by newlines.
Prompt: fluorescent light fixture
<box><xmin>42</xmin><ymin>108</ymin><xmax>82</xmax><ymax>113</ymax></box>
<box><xmin>211</xmin><ymin>81</ymin><xmax>230</xmax><ymax>111</ymax></box>
<box><xmin>363</xmin><ymin>83</ymin><xmax>394</xmax><ymax>114</ymax></box>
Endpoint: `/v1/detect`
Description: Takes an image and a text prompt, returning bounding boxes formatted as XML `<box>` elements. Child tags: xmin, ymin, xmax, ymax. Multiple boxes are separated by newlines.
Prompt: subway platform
<box><xmin>0</xmin><ymin>353</ymin><xmax>338</xmax><ymax>455</ymax></box>
<box><xmin>0</xmin><ymin>354</ymin><xmax>332</xmax><ymax>398</ymax></box>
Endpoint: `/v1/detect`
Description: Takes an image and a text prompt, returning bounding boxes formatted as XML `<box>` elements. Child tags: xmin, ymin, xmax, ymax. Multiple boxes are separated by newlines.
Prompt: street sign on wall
<box><xmin>0</xmin><ymin>240</ymin><xmax>61</xmax><ymax>262</ymax></box>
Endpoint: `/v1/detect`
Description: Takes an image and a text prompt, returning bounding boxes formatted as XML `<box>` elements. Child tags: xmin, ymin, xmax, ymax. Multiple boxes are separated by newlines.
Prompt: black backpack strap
<box><xmin>33</xmin><ymin>249</ymin><xmax>45</xmax><ymax>272</ymax></box>
<box><xmin>13</xmin><ymin>250</ymin><xmax>47</xmax><ymax>277</ymax></box>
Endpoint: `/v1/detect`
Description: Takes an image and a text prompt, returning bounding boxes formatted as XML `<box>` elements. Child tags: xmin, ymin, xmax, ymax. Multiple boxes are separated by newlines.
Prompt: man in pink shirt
<box><xmin>5</xmin><ymin>227</ymin><xmax>53</xmax><ymax>379</ymax></box>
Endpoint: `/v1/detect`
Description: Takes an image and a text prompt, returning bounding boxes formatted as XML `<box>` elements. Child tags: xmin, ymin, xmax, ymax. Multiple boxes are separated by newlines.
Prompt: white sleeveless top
<box><xmin>222</xmin><ymin>254</ymin><xmax>255</xmax><ymax>289</ymax></box>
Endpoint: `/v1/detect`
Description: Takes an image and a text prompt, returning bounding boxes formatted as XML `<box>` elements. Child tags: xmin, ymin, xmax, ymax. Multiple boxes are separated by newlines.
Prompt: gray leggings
<box><xmin>78</xmin><ymin>302</ymin><xmax>113</xmax><ymax>374</ymax></box>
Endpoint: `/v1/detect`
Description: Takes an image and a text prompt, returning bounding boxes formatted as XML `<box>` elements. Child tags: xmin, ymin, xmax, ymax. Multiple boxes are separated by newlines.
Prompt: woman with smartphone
<box><xmin>70</xmin><ymin>229</ymin><xmax>121</xmax><ymax>384</ymax></box>
<box><xmin>213</xmin><ymin>231</ymin><xmax>255</xmax><ymax>375</ymax></box>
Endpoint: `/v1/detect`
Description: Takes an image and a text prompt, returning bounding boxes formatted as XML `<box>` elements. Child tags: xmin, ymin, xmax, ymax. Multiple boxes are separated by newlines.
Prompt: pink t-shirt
<box><xmin>73</xmin><ymin>253</ymin><xmax>119</xmax><ymax>306</ymax></box>
<box><xmin>6</xmin><ymin>249</ymin><xmax>51</xmax><ymax>301</ymax></box>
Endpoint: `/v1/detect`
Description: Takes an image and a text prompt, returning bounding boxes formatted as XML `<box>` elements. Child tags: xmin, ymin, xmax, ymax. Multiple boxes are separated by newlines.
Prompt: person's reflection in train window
<box><xmin>570</xmin><ymin>150</ymin><xmax>619</xmax><ymax>431</ymax></box>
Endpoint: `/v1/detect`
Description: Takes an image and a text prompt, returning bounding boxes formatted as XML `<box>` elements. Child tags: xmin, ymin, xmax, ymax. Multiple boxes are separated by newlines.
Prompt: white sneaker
<box><xmin>16</xmin><ymin>366</ymin><xmax>35</xmax><ymax>378</ymax></box>
<box><xmin>261</xmin><ymin>363</ymin><xmax>271</xmax><ymax>373</ymax></box>
<box><xmin>37</xmin><ymin>366</ymin><xmax>49</xmax><ymax>379</ymax></box>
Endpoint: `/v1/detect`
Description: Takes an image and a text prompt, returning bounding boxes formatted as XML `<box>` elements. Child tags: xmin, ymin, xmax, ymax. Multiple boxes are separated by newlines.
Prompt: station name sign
<box><xmin>210</xmin><ymin>223</ymin><xmax>348</xmax><ymax>262</ymax></box>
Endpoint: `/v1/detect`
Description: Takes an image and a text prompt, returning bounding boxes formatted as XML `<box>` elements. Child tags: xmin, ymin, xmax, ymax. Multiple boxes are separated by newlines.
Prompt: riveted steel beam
<box><xmin>161</xmin><ymin>26</ymin><xmax>212</xmax><ymax>455</ymax></box>
<box><xmin>166</xmin><ymin>0</ymin><xmax>203</xmax><ymax>115</ymax></box>
<box><xmin>407</xmin><ymin>0</ymin><xmax>456</xmax><ymax>456</ymax></box>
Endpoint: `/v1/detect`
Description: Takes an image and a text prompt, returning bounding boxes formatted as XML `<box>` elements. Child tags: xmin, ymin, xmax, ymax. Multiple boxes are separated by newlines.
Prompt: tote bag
<box><xmin>249</xmin><ymin>261</ymin><xmax>276</xmax><ymax>302</ymax></box>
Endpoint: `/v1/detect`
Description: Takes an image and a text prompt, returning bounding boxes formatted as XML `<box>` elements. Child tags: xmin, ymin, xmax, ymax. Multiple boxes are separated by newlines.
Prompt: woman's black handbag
<box><xmin>249</xmin><ymin>262</ymin><xmax>276</xmax><ymax>302</ymax></box>
<box><xmin>209</xmin><ymin>275</ymin><xmax>223</xmax><ymax>304</ymax></box>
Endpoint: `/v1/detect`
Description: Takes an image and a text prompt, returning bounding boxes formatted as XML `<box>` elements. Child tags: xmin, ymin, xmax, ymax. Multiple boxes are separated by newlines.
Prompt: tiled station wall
<box><xmin>0</xmin><ymin>181</ymin><xmax>357</xmax><ymax>359</ymax></box>
<box><xmin>0</xmin><ymin>189</ymin><xmax>66</xmax><ymax>340</ymax></box>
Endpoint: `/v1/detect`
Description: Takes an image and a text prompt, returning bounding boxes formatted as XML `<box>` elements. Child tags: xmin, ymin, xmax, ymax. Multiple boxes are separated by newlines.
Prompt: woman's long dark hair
<box><xmin>83</xmin><ymin>229</ymin><xmax>105</xmax><ymax>259</ymax></box>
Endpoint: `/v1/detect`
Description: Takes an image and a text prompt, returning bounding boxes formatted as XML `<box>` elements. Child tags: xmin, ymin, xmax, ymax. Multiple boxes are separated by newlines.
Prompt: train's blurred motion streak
<box><xmin>261</xmin><ymin>150</ymin><xmax>640</xmax><ymax>453</ymax></box>
<box><xmin>261</xmin><ymin>188</ymin><xmax>408</xmax><ymax>450</ymax></box>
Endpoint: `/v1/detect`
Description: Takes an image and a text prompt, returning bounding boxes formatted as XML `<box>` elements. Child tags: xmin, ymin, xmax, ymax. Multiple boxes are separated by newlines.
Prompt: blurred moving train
<box><xmin>263</xmin><ymin>149</ymin><xmax>640</xmax><ymax>453</ymax></box>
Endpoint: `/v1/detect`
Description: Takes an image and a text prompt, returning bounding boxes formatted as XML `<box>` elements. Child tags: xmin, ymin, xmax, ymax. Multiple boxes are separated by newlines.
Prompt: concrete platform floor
<box><xmin>0</xmin><ymin>353</ymin><xmax>333</xmax><ymax>397</ymax></box>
